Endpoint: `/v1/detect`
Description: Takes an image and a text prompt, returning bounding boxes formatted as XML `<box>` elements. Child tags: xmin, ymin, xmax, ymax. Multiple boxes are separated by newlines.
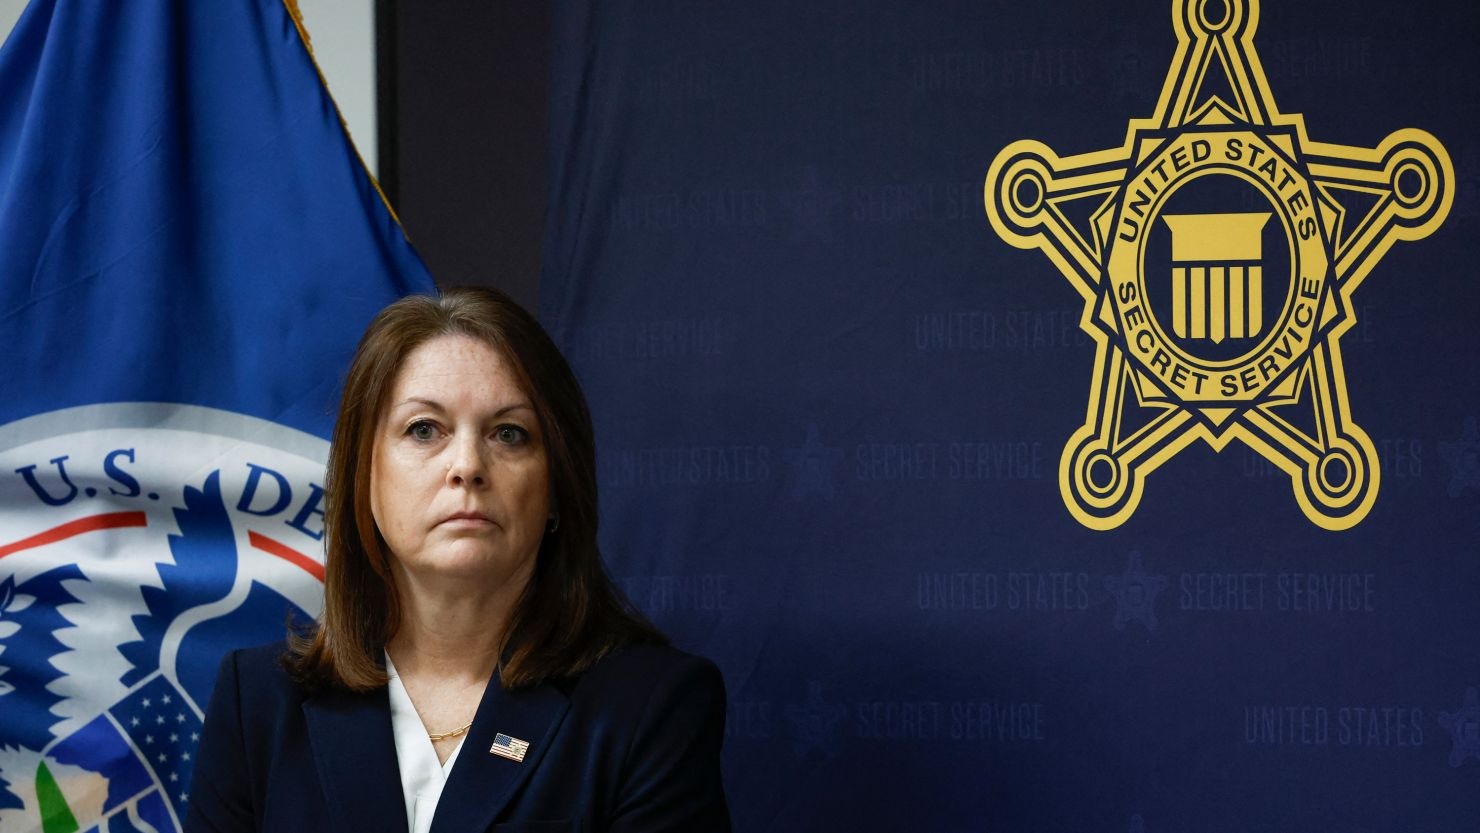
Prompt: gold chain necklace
<box><xmin>427</xmin><ymin>720</ymin><xmax>473</xmax><ymax>742</ymax></box>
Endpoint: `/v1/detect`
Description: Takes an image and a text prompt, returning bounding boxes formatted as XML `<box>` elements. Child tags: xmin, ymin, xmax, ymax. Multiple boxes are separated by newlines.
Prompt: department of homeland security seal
<box><xmin>985</xmin><ymin>0</ymin><xmax>1452</xmax><ymax>530</ymax></box>
<box><xmin>0</xmin><ymin>403</ymin><xmax>327</xmax><ymax>832</ymax></box>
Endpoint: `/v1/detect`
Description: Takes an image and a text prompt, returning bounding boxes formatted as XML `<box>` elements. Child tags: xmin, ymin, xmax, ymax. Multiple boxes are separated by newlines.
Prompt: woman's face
<box><xmin>370</xmin><ymin>334</ymin><xmax>550</xmax><ymax>593</ymax></box>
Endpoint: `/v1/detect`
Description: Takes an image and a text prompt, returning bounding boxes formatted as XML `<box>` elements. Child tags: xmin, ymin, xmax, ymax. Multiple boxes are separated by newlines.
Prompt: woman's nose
<box><xmin>445</xmin><ymin>436</ymin><xmax>488</xmax><ymax>487</ymax></box>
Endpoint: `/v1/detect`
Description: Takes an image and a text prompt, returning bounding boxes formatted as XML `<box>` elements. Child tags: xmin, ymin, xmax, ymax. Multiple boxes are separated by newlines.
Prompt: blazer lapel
<box><xmin>429</xmin><ymin>672</ymin><xmax>571</xmax><ymax>833</ymax></box>
<box><xmin>302</xmin><ymin>684</ymin><xmax>408</xmax><ymax>833</ymax></box>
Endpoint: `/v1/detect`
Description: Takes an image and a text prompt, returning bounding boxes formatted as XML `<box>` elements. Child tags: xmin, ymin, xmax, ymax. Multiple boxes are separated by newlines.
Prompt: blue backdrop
<box><xmin>540</xmin><ymin>0</ymin><xmax>1480</xmax><ymax>829</ymax></box>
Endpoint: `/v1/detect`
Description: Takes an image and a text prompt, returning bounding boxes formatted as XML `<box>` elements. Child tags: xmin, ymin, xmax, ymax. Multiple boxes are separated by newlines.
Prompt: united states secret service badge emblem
<box><xmin>985</xmin><ymin>0</ymin><xmax>1452</xmax><ymax>530</ymax></box>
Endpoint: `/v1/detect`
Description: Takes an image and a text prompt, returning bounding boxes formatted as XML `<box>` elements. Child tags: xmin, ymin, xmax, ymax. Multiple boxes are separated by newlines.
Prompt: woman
<box><xmin>186</xmin><ymin>288</ymin><xmax>731</xmax><ymax>833</ymax></box>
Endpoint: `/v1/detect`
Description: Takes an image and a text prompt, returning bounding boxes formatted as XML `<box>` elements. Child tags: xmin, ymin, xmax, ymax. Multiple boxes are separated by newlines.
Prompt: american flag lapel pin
<box><xmin>489</xmin><ymin>732</ymin><xmax>531</xmax><ymax>763</ymax></box>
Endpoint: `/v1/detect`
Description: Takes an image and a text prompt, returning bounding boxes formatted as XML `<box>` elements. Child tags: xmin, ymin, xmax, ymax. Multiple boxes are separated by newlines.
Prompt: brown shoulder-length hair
<box><xmin>288</xmin><ymin>286</ymin><xmax>665</xmax><ymax>691</ymax></box>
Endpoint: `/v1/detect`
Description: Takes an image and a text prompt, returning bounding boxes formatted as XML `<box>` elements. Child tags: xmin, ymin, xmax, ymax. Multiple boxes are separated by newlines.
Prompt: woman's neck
<box><xmin>387</xmin><ymin>593</ymin><xmax>506</xmax><ymax>765</ymax></box>
<box><xmin>387</xmin><ymin>556</ymin><xmax>532</xmax><ymax>680</ymax></box>
<box><xmin>386</xmin><ymin>579</ymin><xmax>518</xmax><ymax>684</ymax></box>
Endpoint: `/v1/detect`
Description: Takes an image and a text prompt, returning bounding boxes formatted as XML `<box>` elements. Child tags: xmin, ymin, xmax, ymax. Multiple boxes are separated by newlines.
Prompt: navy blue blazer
<box><xmin>184</xmin><ymin>641</ymin><xmax>731</xmax><ymax>833</ymax></box>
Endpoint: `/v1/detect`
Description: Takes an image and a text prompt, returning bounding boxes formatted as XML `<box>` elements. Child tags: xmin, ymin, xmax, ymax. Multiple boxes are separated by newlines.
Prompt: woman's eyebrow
<box><xmin>391</xmin><ymin>397</ymin><xmax>445</xmax><ymax>412</ymax></box>
<box><xmin>391</xmin><ymin>398</ymin><xmax>534</xmax><ymax>417</ymax></box>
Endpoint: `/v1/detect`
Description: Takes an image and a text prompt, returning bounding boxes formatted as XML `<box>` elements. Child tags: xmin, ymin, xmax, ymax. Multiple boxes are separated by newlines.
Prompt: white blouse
<box><xmin>385</xmin><ymin>653</ymin><xmax>465</xmax><ymax>833</ymax></box>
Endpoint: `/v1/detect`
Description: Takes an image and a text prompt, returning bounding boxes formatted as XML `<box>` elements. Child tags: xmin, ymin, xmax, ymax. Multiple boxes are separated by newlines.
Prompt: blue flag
<box><xmin>0</xmin><ymin>1</ymin><xmax>434</xmax><ymax>829</ymax></box>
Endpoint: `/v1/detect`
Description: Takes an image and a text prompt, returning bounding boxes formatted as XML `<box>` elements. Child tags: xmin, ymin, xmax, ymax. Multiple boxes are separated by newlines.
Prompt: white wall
<box><xmin>0</xmin><ymin>1</ymin><xmax>22</xmax><ymax>44</ymax></box>
<box><xmin>0</xmin><ymin>0</ymin><xmax>379</xmax><ymax>176</ymax></box>
<box><xmin>295</xmin><ymin>0</ymin><xmax>377</xmax><ymax>176</ymax></box>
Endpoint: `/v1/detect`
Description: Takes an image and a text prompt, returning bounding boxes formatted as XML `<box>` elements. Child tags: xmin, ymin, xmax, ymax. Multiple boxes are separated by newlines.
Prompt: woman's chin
<box><xmin>397</xmin><ymin>544</ymin><xmax>535</xmax><ymax>590</ymax></box>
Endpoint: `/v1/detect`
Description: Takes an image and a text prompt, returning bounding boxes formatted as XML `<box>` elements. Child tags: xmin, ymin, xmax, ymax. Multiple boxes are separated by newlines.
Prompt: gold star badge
<box><xmin>985</xmin><ymin>0</ymin><xmax>1452</xmax><ymax>530</ymax></box>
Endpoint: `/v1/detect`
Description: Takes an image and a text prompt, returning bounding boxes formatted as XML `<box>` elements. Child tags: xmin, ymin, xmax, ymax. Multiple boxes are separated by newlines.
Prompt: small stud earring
<box><xmin>546</xmin><ymin>513</ymin><xmax>560</xmax><ymax>534</ymax></box>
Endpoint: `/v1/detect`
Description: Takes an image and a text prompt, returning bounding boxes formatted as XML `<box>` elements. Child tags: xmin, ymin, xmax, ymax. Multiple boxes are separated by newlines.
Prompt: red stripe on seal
<box><xmin>0</xmin><ymin>511</ymin><xmax>149</xmax><ymax>560</ymax></box>
<box><xmin>248</xmin><ymin>530</ymin><xmax>325</xmax><ymax>582</ymax></box>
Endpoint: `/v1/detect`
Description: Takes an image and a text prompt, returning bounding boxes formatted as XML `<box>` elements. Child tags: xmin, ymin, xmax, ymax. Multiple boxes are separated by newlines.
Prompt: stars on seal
<box><xmin>785</xmin><ymin>680</ymin><xmax>848</xmax><ymax>759</ymax></box>
<box><xmin>784</xmin><ymin>423</ymin><xmax>844</xmax><ymax>500</ymax></box>
<box><xmin>1105</xmin><ymin>551</ymin><xmax>1167</xmax><ymax>632</ymax></box>
<box><xmin>1438</xmin><ymin>417</ymin><xmax>1480</xmax><ymax>498</ymax></box>
<box><xmin>1437</xmin><ymin>687</ymin><xmax>1480</xmax><ymax>767</ymax></box>
<box><xmin>111</xmin><ymin>674</ymin><xmax>205</xmax><ymax>821</ymax></box>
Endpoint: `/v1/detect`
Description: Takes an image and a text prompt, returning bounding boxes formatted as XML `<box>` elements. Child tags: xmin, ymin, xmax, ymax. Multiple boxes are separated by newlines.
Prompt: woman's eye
<box><xmin>408</xmin><ymin>421</ymin><xmax>438</xmax><ymax>441</ymax></box>
<box><xmin>495</xmin><ymin>425</ymin><xmax>529</xmax><ymax>445</ymax></box>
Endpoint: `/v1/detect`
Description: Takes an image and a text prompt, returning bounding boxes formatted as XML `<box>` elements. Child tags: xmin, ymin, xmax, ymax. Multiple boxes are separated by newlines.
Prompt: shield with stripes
<box><xmin>1162</xmin><ymin>212</ymin><xmax>1272</xmax><ymax>344</ymax></box>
